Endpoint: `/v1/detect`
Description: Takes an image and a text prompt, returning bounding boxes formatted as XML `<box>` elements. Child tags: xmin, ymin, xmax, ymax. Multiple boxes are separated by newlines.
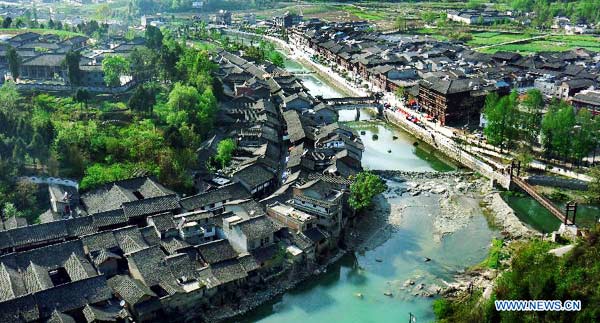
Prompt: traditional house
<box><xmin>418</xmin><ymin>76</ymin><xmax>492</xmax><ymax>126</ymax></box>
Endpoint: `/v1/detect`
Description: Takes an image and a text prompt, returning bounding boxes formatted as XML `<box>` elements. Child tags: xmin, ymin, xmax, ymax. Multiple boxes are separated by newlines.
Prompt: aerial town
<box><xmin>0</xmin><ymin>1</ymin><xmax>599</xmax><ymax>323</ymax></box>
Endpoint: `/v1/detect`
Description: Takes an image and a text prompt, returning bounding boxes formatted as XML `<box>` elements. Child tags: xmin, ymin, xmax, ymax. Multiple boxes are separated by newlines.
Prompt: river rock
<box><xmin>431</xmin><ymin>185</ymin><xmax>447</xmax><ymax>194</ymax></box>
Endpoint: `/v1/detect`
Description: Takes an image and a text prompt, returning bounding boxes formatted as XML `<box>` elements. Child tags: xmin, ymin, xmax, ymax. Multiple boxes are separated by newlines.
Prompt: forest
<box><xmin>0</xmin><ymin>26</ymin><xmax>219</xmax><ymax>222</ymax></box>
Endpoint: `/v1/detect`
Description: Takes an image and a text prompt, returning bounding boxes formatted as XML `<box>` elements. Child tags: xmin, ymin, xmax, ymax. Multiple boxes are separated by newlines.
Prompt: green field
<box><xmin>413</xmin><ymin>29</ymin><xmax>600</xmax><ymax>54</ymax></box>
<box><xmin>340</xmin><ymin>5</ymin><xmax>387</xmax><ymax>21</ymax></box>
<box><xmin>473</xmin><ymin>33</ymin><xmax>600</xmax><ymax>54</ymax></box>
<box><xmin>0</xmin><ymin>28</ymin><xmax>84</xmax><ymax>39</ymax></box>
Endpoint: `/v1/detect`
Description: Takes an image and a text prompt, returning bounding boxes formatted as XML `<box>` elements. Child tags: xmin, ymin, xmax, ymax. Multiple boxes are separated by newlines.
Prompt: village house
<box><xmin>418</xmin><ymin>76</ymin><xmax>493</xmax><ymax>126</ymax></box>
<box><xmin>266</xmin><ymin>201</ymin><xmax>317</xmax><ymax>232</ymax></box>
<box><xmin>292</xmin><ymin>178</ymin><xmax>345</xmax><ymax>238</ymax></box>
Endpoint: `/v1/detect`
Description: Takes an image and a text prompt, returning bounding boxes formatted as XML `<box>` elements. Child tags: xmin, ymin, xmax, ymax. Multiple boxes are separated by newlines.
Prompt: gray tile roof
<box><xmin>235</xmin><ymin>215</ymin><xmax>275</xmax><ymax>239</ymax></box>
<box><xmin>107</xmin><ymin>275</ymin><xmax>156</xmax><ymax>305</ymax></box>
<box><xmin>0</xmin><ymin>294</ymin><xmax>39</xmax><ymax>322</ymax></box>
<box><xmin>122</xmin><ymin>194</ymin><xmax>180</xmax><ymax>219</ymax></box>
<box><xmin>35</xmin><ymin>275</ymin><xmax>111</xmax><ymax>318</ymax></box>
<box><xmin>179</xmin><ymin>182</ymin><xmax>249</xmax><ymax>211</ymax></box>
<box><xmin>81</xmin><ymin>231</ymin><xmax>118</xmax><ymax>253</ymax></box>
<box><xmin>233</xmin><ymin>164</ymin><xmax>275</xmax><ymax>190</ymax></box>
<box><xmin>283</xmin><ymin>110</ymin><xmax>306</xmax><ymax>143</ymax></box>
<box><xmin>46</xmin><ymin>310</ymin><xmax>76</xmax><ymax>323</ymax></box>
<box><xmin>22</xmin><ymin>53</ymin><xmax>66</xmax><ymax>67</ymax></box>
<box><xmin>81</xmin><ymin>177</ymin><xmax>174</xmax><ymax>214</ymax></box>
<box><xmin>197</xmin><ymin>239</ymin><xmax>238</xmax><ymax>264</ymax></box>
<box><xmin>210</xmin><ymin>259</ymin><xmax>247</xmax><ymax>284</ymax></box>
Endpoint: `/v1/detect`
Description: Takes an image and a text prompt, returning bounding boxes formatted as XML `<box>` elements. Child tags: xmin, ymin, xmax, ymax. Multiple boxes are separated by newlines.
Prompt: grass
<box><xmin>471</xmin><ymin>238</ymin><xmax>504</xmax><ymax>270</ymax></box>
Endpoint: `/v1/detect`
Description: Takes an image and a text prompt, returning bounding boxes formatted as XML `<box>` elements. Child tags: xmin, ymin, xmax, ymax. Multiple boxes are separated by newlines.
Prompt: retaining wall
<box><xmin>384</xmin><ymin>110</ymin><xmax>511</xmax><ymax>188</ymax></box>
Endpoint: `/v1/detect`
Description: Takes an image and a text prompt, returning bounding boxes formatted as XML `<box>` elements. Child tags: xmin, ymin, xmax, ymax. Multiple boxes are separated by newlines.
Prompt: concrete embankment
<box><xmin>384</xmin><ymin>110</ymin><xmax>511</xmax><ymax>189</ymax></box>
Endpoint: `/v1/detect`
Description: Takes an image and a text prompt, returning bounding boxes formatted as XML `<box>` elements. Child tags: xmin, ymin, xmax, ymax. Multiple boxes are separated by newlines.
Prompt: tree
<box><xmin>394</xmin><ymin>86</ymin><xmax>406</xmax><ymax>101</ymax></box>
<box><xmin>394</xmin><ymin>17</ymin><xmax>407</xmax><ymax>31</ymax></box>
<box><xmin>215</xmin><ymin>138</ymin><xmax>236</xmax><ymax>169</ymax></box>
<box><xmin>349</xmin><ymin>171</ymin><xmax>387</xmax><ymax>211</ymax></box>
<box><xmin>571</xmin><ymin>109</ymin><xmax>598</xmax><ymax>164</ymax></box>
<box><xmin>520</xmin><ymin>89</ymin><xmax>544</xmax><ymax>145</ymax></box>
<box><xmin>145</xmin><ymin>25</ymin><xmax>164</xmax><ymax>50</ymax></box>
<box><xmin>2</xmin><ymin>16</ymin><xmax>12</xmax><ymax>28</ymax></box>
<box><xmin>102</xmin><ymin>55</ymin><xmax>130</xmax><ymax>87</ymax></box>
<box><xmin>0</xmin><ymin>81</ymin><xmax>21</xmax><ymax>113</ymax></box>
<box><xmin>6</xmin><ymin>46</ymin><xmax>20</xmax><ymax>79</ymax></box>
<box><xmin>64</xmin><ymin>50</ymin><xmax>82</xmax><ymax>85</ymax></box>
<box><xmin>74</xmin><ymin>88</ymin><xmax>91</xmax><ymax>110</ymax></box>
<box><xmin>541</xmin><ymin>101</ymin><xmax>576</xmax><ymax>160</ymax></box>
<box><xmin>129</xmin><ymin>47</ymin><xmax>158</xmax><ymax>81</ymax></box>
<box><xmin>483</xmin><ymin>91</ymin><xmax>520</xmax><ymax>150</ymax></box>
<box><xmin>2</xmin><ymin>202</ymin><xmax>22</xmax><ymax>219</ymax></box>
<box><xmin>128</xmin><ymin>84</ymin><xmax>157</xmax><ymax>115</ymax></box>
<box><xmin>589</xmin><ymin>167</ymin><xmax>600</xmax><ymax>203</ymax></box>
<box><xmin>164</xmin><ymin>82</ymin><xmax>201</xmax><ymax>126</ymax></box>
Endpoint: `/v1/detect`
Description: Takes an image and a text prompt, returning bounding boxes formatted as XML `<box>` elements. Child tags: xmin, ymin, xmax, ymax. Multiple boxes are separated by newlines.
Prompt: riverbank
<box><xmin>204</xmin><ymin>251</ymin><xmax>347</xmax><ymax>322</ymax></box>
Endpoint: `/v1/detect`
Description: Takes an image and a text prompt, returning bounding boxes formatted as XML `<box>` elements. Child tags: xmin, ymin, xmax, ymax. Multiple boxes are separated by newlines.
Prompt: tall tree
<box><xmin>483</xmin><ymin>90</ymin><xmax>519</xmax><ymax>150</ymax></box>
<box><xmin>64</xmin><ymin>50</ymin><xmax>82</xmax><ymax>86</ymax></box>
<box><xmin>145</xmin><ymin>25</ymin><xmax>164</xmax><ymax>50</ymax></box>
<box><xmin>2</xmin><ymin>16</ymin><xmax>12</xmax><ymax>28</ymax></box>
<box><xmin>6</xmin><ymin>46</ymin><xmax>20</xmax><ymax>80</ymax></box>
<box><xmin>520</xmin><ymin>89</ymin><xmax>544</xmax><ymax>145</ymax></box>
<box><xmin>541</xmin><ymin>100</ymin><xmax>576</xmax><ymax>160</ymax></box>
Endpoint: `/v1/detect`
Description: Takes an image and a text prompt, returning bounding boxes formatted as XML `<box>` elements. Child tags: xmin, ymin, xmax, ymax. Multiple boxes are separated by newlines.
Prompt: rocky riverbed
<box><xmin>347</xmin><ymin>171</ymin><xmax>538</xmax><ymax>300</ymax></box>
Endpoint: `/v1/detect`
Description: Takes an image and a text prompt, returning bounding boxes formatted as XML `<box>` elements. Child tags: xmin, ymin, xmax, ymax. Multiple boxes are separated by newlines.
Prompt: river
<box><xmin>235</xmin><ymin>56</ymin><xmax>498</xmax><ymax>323</ymax></box>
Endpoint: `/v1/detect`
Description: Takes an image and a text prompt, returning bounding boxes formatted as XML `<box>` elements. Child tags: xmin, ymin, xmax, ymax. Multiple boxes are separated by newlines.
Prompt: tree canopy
<box><xmin>215</xmin><ymin>138</ymin><xmax>237</xmax><ymax>169</ymax></box>
<box><xmin>349</xmin><ymin>171</ymin><xmax>387</xmax><ymax>211</ymax></box>
<box><xmin>102</xmin><ymin>55</ymin><xmax>130</xmax><ymax>87</ymax></box>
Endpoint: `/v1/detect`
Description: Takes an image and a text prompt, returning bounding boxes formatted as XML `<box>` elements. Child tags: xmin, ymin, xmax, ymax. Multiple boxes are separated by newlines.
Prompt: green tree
<box><xmin>520</xmin><ymin>89</ymin><xmax>544</xmax><ymax>145</ymax></box>
<box><xmin>74</xmin><ymin>88</ymin><xmax>91</xmax><ymax>110</ymax></box>
<box><xmin>589</xmin><ymin>167</ymin><xmax>600</xmax><ymax>203</ymax></box>
<box><xmin>394</xmin><ymin>16</ymin><xmax>407</xmax><ymax>31</ymax></box>
<box><xmin>571</xmin><ymin>109</ymin><xmax>598</xmax><ymax>164</ymax></box>
<box><xmin>145</xmin><ymin>25</ymin><xmax>164</xmax><ymax>50</ymax></box>
<box><xmin>394</xmin><ymin>86</ymin><xmax>406</xmax><ymax>101</ymax></box>
<box><xmin>215</xmin><ymin>138</ymin><xmax>236</xmax><ymax>169</ymax></box>
<box><xmin>129</xmin><ymin>47</ymin><xmax>158</xmax><ymax>81</ymax></box>
<box><xmin>128</xmin><ymin>84</ymin><xmax>157</xmax><ymax>115</ymax></box>
<box><xmin>2</xmin><ymin>16</ymin><xmax>12</xmax><ymax>28</ymax></box>
<box><xmin>64</xmin><ymin>50</ymin><xmax>82</xmax><ymax>86</ymax></box>
<box><xmin>541</xmin><ymin>101</ymin><xmax>576</xmax><ymax>160</ymax></box>
<box><xmin>6</xmin><ymin>46</ymin><xmax>20</xmax><ymax>79</ymax></box>
<box><xmin>483</xmin><ymin>91</ymin><xmax>519</xmax><ymax>150</ymax></box>
<box><xmin>349</xmin><ymin>171</ymin><xmax>387</xmax><ymax>211</ymax></box>
<box><xmin>102</xmin><ymin>55</ymin><xmax>130</xmax><ymax>87</ymax></box>
<box><xmin>0</xmin><ymin>81</ymin><xmax>21</xmax><ymax>113</ymax></box>
<box><xmin>2</xmin><ymin>202</ymin><xmax>22</xmax><ymax>219</ymax></box>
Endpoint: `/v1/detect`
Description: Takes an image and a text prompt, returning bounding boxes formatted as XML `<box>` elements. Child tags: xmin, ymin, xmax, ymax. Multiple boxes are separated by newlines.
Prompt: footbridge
<box><xmin>508</xmin><ymin>161</ymin><xmax>577</xmax><ymax>226</ymax></box>
<box><xmin>321</xmin><ymin>96</ymin><xmax>380</xmax><ymax>110</ymax></box>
